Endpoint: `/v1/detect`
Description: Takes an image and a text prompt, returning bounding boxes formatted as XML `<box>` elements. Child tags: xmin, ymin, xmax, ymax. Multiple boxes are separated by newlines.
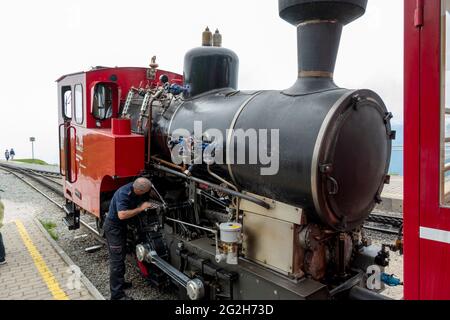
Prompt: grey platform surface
<box><xmin>378</xmin><ymin>176</ymin><xmax>403</xmax><ymax>213</ymax></box>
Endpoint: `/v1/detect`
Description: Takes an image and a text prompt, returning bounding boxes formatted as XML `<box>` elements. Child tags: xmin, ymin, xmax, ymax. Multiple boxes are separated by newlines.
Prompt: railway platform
<box><xmin>0</xmin><ymin>199</ymin><xmax>103</xmax><ymax>300</ymax></box>
<box><xmin>377</xmin><ymin>176</ymin><xmax>403</xmax><ymax>213</ymax></box>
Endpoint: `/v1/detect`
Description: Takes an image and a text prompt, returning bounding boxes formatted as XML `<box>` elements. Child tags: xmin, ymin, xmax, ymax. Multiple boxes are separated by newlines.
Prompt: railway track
<box><xmin>365</xmin><ymin>213</ymin><xmax>403</xmax><ymax>236</ymax></box>
<box><xmin>0</xmin><ymin>163</ymin><xmax>403</xmax><ymax>236</ymax></box>
<box><xmin>0</xmin><ymin>163</ymin><xmax>105</xmax><ymax>243</ymax></box>
<box><xmin>0</xmin><ymin>163</ymin><xmax>62</xmax><ymax>183</ymax></box>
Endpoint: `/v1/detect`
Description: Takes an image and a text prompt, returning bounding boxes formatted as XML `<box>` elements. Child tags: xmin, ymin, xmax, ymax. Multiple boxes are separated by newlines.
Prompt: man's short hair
<box><xmin>133</xmin><ymin>178</ymin><xmax>152</xmax><ymax>193</ymax></box>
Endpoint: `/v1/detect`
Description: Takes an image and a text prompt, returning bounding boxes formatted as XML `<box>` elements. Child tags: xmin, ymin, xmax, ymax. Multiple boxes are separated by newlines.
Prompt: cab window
<box><xmin>74</xmin><ymin>84</ymin><xmax>84</xmax><ymax>125</ymax></box>
<box><xmin>62</xmin><ymin>86</ymin><xmax>72</xmax><ymax>119</ymax></box>
<box><xmin>93</xmin><ymin>83</ymin><xmax>114</xmax><ymax>120</ymax></box>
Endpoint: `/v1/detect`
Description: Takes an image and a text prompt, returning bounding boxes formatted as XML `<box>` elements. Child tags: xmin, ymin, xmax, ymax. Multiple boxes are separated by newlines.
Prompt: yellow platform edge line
<box><xmin>14</xmin><ymin>220</ymin><xmax>69</xmax><ymax>300</ymax></box>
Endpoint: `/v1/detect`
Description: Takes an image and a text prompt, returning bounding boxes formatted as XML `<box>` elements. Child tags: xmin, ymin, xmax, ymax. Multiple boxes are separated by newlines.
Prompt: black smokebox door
<box><xmin>317</xmin><ymin>95</ymin><xmax>392</xmax><ymax>231</ymax></box>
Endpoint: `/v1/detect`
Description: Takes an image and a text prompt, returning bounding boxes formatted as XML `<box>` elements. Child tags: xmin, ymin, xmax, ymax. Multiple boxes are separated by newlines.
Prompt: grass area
<box><xmin>13</xmin><ymin>159</ymin><xmax>48</xmax><ymax>165</ymax></box>
<box><xmin>39</xmin><ymin>220</ymin><xmax>58</xmax><ymax>240</ymax></box>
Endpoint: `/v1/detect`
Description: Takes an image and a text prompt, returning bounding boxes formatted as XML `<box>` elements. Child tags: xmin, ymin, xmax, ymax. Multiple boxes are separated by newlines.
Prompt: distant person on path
<box><xmin>9</xmin><ymin>149</ymin><xmax>15</xmax><ymax>160</ymax></box>
<box><xmin>4</xmin><ymin>150</ymin><xmax>9</xmax><ymax>161</ymax></box>
<box><xmin>0</xmin><ymin>190</ymin><xmax>6</xmax><ymax>265</ymax></box>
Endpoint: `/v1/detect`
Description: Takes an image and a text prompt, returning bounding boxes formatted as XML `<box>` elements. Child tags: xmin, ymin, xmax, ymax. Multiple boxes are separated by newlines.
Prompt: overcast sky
<box><xmin>0</xmin><ymin>0</ymin><xmax>403</xmax><ymax>164</ymax></box>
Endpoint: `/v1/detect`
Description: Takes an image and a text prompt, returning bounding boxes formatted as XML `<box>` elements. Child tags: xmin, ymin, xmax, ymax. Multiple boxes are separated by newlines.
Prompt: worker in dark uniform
<box><xmin>104</xmin><ymin>177</ymin><xmax>155</xmax><ymax>300</ymax></box>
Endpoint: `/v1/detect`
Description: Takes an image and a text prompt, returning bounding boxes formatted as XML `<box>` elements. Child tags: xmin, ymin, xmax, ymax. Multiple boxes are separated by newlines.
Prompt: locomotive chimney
<box><xmin>278</xmin><ymin>0</ymin><xmax>368</xmax><ymax>95</ymax></box>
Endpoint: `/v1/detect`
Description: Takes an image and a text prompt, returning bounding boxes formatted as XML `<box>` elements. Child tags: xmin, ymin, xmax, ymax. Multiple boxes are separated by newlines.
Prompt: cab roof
<box><xmin>56</xmin><ymin>66</ymin><xmax>148</xmax><ymax>82</ymax></box>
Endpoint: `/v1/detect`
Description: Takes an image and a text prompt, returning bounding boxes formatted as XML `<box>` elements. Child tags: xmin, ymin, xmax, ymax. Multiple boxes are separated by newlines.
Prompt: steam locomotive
<box><xmin>57</xmin><ymin>0</ymin><xmax>394</xmax><ymax>300</ymax></box>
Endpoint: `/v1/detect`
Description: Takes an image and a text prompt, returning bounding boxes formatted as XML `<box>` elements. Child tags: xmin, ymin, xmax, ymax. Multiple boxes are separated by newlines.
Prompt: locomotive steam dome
<box><xmin>183</xmin><ymin>28</ymin><xmax>239</xmax><ymax>98</ymax></box>
<box><xmin>151</xmin><ymin>0</ymin><xmax>393</xmax><ymax>232</ymax></box>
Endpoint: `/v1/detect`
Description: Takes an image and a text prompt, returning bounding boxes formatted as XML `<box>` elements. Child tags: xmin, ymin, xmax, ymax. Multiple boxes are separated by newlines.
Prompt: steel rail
<box><xmin>366</xmin><ymin>213</ymin><xmax>403</xmax><ymax>228</ymax></box>
<box><xmin>0</xmin><ymin>162</ymin><xmax>60</xmax><ymax>176</ymax></box>
<box><xmin>4</xmin><ymin>166</ymin><xmax>64</xmax><ymax>196</ymax></box>
<box><xmin>30</xmin><ymin>171</ymin><xmax>63</xmax><ymax>186</ymax></box>
<box><xmin>364</xmin><ymin>212</ymin><xmax>403</xmax><ymax>235</ymax></box>
<box><xmin>363</xmin><ymin>225</ymin><xmax>401</xmax><ymax>235</ymax></box>
<box><xmin>0</xmin><ymin>166</ymin><xmax>65</xmax><ymax>208</ymax></box>
<box><xmin>0</xmin><ymin>163</ymin><xmax>62</xmax><ymax>186</ymax></box>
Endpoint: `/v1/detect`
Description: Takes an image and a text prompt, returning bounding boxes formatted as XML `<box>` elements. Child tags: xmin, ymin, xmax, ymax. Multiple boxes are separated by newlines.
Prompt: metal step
<box><xmin>62</xmin><ymin>203</ymin><xmax>80</xmax><ymax>230</ymax></box>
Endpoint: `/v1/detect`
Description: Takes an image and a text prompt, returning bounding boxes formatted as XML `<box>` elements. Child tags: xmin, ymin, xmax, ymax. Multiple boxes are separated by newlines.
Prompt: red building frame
<box><xmin>404</xmin><ymin>0</ymin><xmax>450</xmax><ymax>300</ymax></box>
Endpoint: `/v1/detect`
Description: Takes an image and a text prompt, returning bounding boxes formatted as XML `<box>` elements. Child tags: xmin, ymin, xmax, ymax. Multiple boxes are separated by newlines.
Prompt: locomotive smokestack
<box><xmin>279</xmin><ymin>0</ymin><xmax>368</xmax><ymax>95</ymax></box>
